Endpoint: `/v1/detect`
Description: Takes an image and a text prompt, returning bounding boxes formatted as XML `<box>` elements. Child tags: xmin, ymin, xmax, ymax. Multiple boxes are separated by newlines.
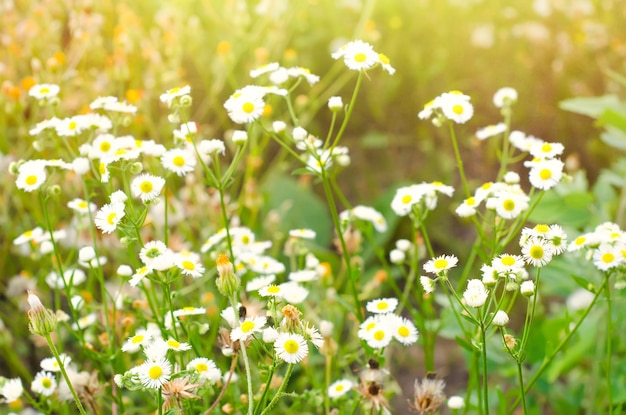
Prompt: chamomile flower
<box><xmin>199</xmin><ymin>139</ymin><xmax>226</xmax><ymax>156</ymax></box>
<box><xmin>423</xmin><ymin>254</ymin><xmax>458</xmax><ymax>275</ymax></box>
<box><xmin>493</xmin><ymin>87</ymin><xmax>518</xmax><ymax>108</ymax></box>
<box><xmin>259</xmin><ymin>284</ymin><xmax>283</xmax><ymax>298</ymax></box>
<box><xmin>289</xmin><ymin>228</ymin><xmax>316</xmax><ymax>239</ymax></box>
<box><xmin>420</xmin><ymin>276</ymin><xmax>436</xmax><ymax>293</ymax></box>
<box><xmin>489</xmin><ymin>193</ymin><xmax>529</xmax><ymax>220</ymax></box>
<box><xmin>161</xmin><ymin>149</ymin><xmax>196</xmax><ymax>176</ymax></box>
<box><xmin>94</xmin><ymin>203</ymin><xmax>125</xmax><ymax>234</ymax></box>
<box><xmin>230</xmin><ymin>316</ymin><xmax>267</xmax><ymax>342</ymax></box>
<box><xmin>129</xmin><ymin>266</ymin><xmax>153</xmax><ymax>287</ymax></box>
<box><xmin>175</xmin><ymin>254</ymin><xmax>205</xmax><ymax>278</ymax></box>
<box><xmin>29</xmin><ymin>84</ymin><xmax>60</xmax><ymax>100</ymax></box>
<box><xmin>15</xmin><ymin>163</ymin><xmax>47</xmax><ymax>192</ymax></box>
<box><xmin>278</xmin><ymin>282</ymin><xmax>309</xmax><ymax>304</ymax></box>
<box><xmin>463</xmin><ymin>279</ymin><xmax>489</xmax><ymax>308</ymax></box>
<box><xmin>366</xmin><ymin>298</ymin><xmax>398</xmax><ymax>314</ymax></box>
<box><xmin>455</xmin><ymin>196</ymin><xmax>479</xmax><ymax>217</ymax></box>
<box><xmin>391</xmin><ymin>185</ymin><xmax>420</xmax><ymax>216</ymax></box>
<box><xmin>377</xmin><ymin>53</ymin><xmax>396</xmax><ymax>74</ymax></box>
<box><xmin>173</xmin><ymin>307</ymin><xmax>206</xmax><ymax>318</ymax></box>
<box><xmin>528</xmin><ymin>158</ymin><xmax>564</xmax><ymax>190</ymax></box>
<box><xmin>137</xmin><ymin>358</ymin><xmax>172</xmax><ymax>389</ymax></box>
<box><xmin>40</xmin><ymin>354</ymin><xmax>71</xmax><ymax>372</ymax></box>
<box><xmin>160</xmin><ymin>85</ymin><xmax>191</xmax><ymax>107</ymax></box>
<box><xmin>328</xmin><ymin>379</ymin><xmax>354</xmax><ymax>398</ymax></box>
<box><xmin>67</xmin><ymin>198</ymin><xmax>96</xmax><ymax>214</ymax></box>
<box><xmin>438</xmin><ymin>92</ymin><xmax>474</xmax><ymax>124</ymax></box>
<box><xmin>246</xmin><ymin>275</ymin><xmax>276</xmax><ymax>292</ymax></box>
<box><xmin>593</xmin><ymin>245</ymin><xmax>623</xmax><ymax>271</ymax></box>
<box><xmin>122</xmin><ymin>331</ymin><xmax>152</xmax><ymax>353</ymax></box>
<box><xmin>387</xmin><ymin>315</ymin><xmax>419</xmax><ymax>345</ymax></box>
<box><xmin>332</xmin><ymin>40</ymin><xmax>378</xmax><ymax>71</ymax></box>
<box><xmin>529</xmin><ymin>141</ymin><xmax>564</xmax><ymax>159</ymax></box>
<box><xmin>224</xmin><ymin>88</ymin><xmax>265</xmax><ymax>124</ymax></box>
<box><xmin>274</xmin><ymin>332</ymin><xmax>309</xmax><ymax>363</ymax></box>
<box><xmin>31</xmin><ymin>371</ymin><xmax>57</xmax><ymax>396</ymax></box>
<box><xmin>288</xmin><ymin>270</ymin><xmax>318</xmax><ymax>283</ymax></box>
<box><xmin>476</xmin><ymin>123</ymin><xmax>506</xmax><ymax>140</ymax></box>
<box><xmin>187</xmin><ymin>358</ymin><xmax>221</xmax><ymax>383</ymax></box>
<box><xmin>364</xmin><ymin>324</ymin><xmax>393</xmax><ymax>349</ymax></box>
<box><xmin>492</xmin><ymin>254</ymin><xmax>525</xmax><ymax>273</ymax></box>
<box><xmin>131</xmin><ymin>174</ymin><xmax>165</xmax><ymax>202</ymax></box>
<box><xmin>140</xmin><ymin>241</ymin><xmax>174</xmax><ymax>271</ymax></box>
<box><xmin>522</xmin><ymin>237</ymin><xmax>554</xmax><ymax>267</ymax></box>
<box><xmin>165</xmin><ymin>338</ymin><xmax>192</xmax><ymax>352</ymax></box>
<box><xmin>13</xmin><ymin>227</ymin><xmax>45</xmax><ymax>245</ymax></box>
<box><xmin>0</xmin><ymin>377</ymin><xmax>23</xmax><ymax>404</ymax></box>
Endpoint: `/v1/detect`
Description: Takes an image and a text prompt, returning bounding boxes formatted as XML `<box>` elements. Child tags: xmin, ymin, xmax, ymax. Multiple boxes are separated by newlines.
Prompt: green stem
<box><xmin>324</xmin><ymin>353</ymin><xmax>332</xmax><ymax>415</ymax></box>
<box><xmin>604</xmin><ymin>272</ymin><xmax>613</xmax><ymax>414</ymax></box>
<box><xmin>516</xmin><ymin>362</ymin><xmax>528</xmax><ymax>415</ymax></box>
<box><xmin>157</xmin><ymin>386</ymin><xmax>163</xmax><ymax>415</ymax></box>
<box><xmin>520</xmin><ymin>270</ymin><xmax>541</xmax><ymax>353</ymax></box>
<box><xmin>330</xmin><ymin>71</ymin><xmax>363</xmax><ymax>151</ymax></box>
<box><xmin>480</xmin><ymin>317</ymin><xmax>490</xmax><ymax>415</ymax></box>
<box><xmin>254</xmin><ymin>361</ymin><xmax>277</xmax><ymax>415</ymax></box>
<box><xmin>448</xmin><ymin>122</ymin><xmax>470</xmax><ymax>198</ymax></box>
<box><xmin>260</xmin><ymin>364</ymin><xmax>294</xmax><ymax>415</ymax></box>
<box><xmin>230</xmin><ymin>296</ymin><xmax>253</xmax><ymax>415</ymax></box>
<box><xmin>507</xmin><ymin>277</ymin><xmax>607</xmax><ymax>414</ymax></box>
<box><xmin>44</xmin><ymin>334</ymin><xmax>87</xmax><ymax>415</ymax></box>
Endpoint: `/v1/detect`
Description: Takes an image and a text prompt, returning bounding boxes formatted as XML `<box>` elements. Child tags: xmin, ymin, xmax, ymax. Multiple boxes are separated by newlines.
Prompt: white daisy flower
<box><xmin>175</xmin><ymin>254</ymin><xmax>205</xmax><ymax>278</ymax></box>
<box><xmin>522</xmin><ymin>237</ymin><xmax>554</xmax><ymax>267</ymax></box>
<box><xmin>492</xmin><ymin>254</ymin><xmax>525</xmax><ymax>273</ymax></box>
<box><xmin>377</xmin><ymin>53</ymin><xmax>396</xmax><ymax>75</ymax></box>
<box><xmin>455</xmin><ymin>196</ymin><xmax>479</xmax><ymax>217</ymax></box>
<box><xmin>274</xmin><ymin>332</ymin><xmax>309</xmax><ymax>363</ymax></box>
<box><xmin>463</xmin><ymin>279</ymin><xmax>489</xmax><ymax>308</ymax></box>
<box><xmin>289</xmin><ymin>228</ymin><xmax>316</xmax><ymax>239</ymax></box>
<box><xmin>493</xmin><ymin>87</ymin><xmax>518</xmax><ymax>108</ymax></box>
<box><xmin>13</xmin><ymin>227</ymin><xmax>45</xmax><ymax>245</ymax></box>
<box><xmin>490</xmin><ymin>193</ymin><xmax>529</xmax><ymax>220</ymax></box>
<box><xmin>129</xmin><ymin>266</ymin><xmax>153</xmax><ymax>287</ymax></box>
<box><xmin>391</xmin><ymin>185</ymin><xmax>421</xmax><ymax>216</ymax></box>
<box><xmin>173</xmin><ymin>122</ymin><xmax>198</xmax><ymax>143</ymax></box>
<box><xmin>199</xmin><ymin>139</ymin><xmax>226</xmax><ymax>156</ymax></box>
<box><xmin>246</xmin><ymin>275</ymin><xmax>276</xmax><ymax>292</ymax></box>
<box><xmin>15</xmin><ymin>163</ymin><xmax>47</xmax><ymax>192</ymax></box>
<box><xmin>333</xmin><ymin>40</ymin><xmax>378</xmax><ymax>71</ymax></box>
<box><xmin>161</xmin><ymin>148</ymin><xmax>196</xmax><ymax>176</ymax></box>
<box><xmin>88</xmin><ymin>134</ymin><xmax>118</xmax><ymax>159</ymax></box>
<box><xmin>328</xmin><ymin>379</ymin><xmax>353</xmax><ymax>398</ymax></box>
<box><xmin>476</xmin><ymin>123</ymin><xmax>506</xmax><ymax>140</ymax></box>
<box><xmin>29</xmin><ymin>84</ymin><xmax>60</xmax><ymax>100</ymax></box>
<box><xmin>389</xmin><ymin>249</ymin><xmax>406</xmax><ymax>264</ymax></box>
<box><xmin>288</xmin><ymin>270</ymin><xmax>318</xmax><ymax>283</ymax></box>
<box><xmin>0</xmin><ymin>377</ymin><xmax>23</xmax><ymax>403</ymax></box>
<box><xmin>529</xmin><ymin>141</ymin><xmax>564</xmax><ymax>160</ymax></box>
<box><xmin>187</xmin><ymin>358</ymin><xmax>221</xmax><ymax>383</ymax></box>
<box><xmin>259</xmin><ymin>284</ymin><xmax>283</xmax><ymax>298</ymax></box>
<box><xmin>224</xmin><ymin>88</ymin><xmax>265</xmax><ymax>124</ymax></box>
<box><xmin>40</xmin><ymin>354</ymin><xmax>71</xmax><ymax>372</ymax></box>
<box><xmin>357</xmin><ymin>316</ymin><xmax>379</xmax><ymax>340</ymax></box>
<box><xmin>423</xmin><ymin>254</ymin><xmax>458</xmax><ymax>275</ymax></box>
<box><xmin>387</xmin><ymin>315</ymin><xmax>418</xmax><ymax>345</ymax></box>
<box><xmin>438</xmin><ymin>91</ymin><xmax>474</xmax><ymax>124</ymax></box>
<box><xmin>250</xmin><ymin>62</ymin><xmax>280</xmax><ymax>78</ymax></box>
<box><xmin>278</xmin><ymin>282</ymin><xmax>309</xmax><ymax>304</ymax></box>
<box><xmin>131</xmin><ymin>173</ymin><xmax>166</xmax><ymax>202</ymax></box>
<box><xmin>366</xmin><ymin>298</ymin><xmax>398</xmax><ymax>314</ymax></box>
<box><xmin>529</xmin><ymin>158</ymin><xmax>564</xmax><ymax>190</ymax></box>
<box><xmin>137</xmin><ymin>358</ymin><xmax>172</xmax><ymax>389</ymax></box>
<box><xmin>139</xmin><ymin>241</ymin><xmax>175</xmax><ymax>271</ymax></box>
<box><xmin>165</xmin><ymin>338</ymin><xmax>192</xmax><ymax>352</ymax></box>
<box><xmin>160</xmin><ymin>85</ymin><xmax>191</xmax><ymax>106</ymax></box>
<box><xmin>67</xmin><ymin>198</ymin><xmax>96</xmax><ymax>214</ymax></box>
<box><xmin>420</xmin><ymin>276</ymin><xmax>436</xmax><ymax>293</ymax></box>
<box><xmin>122</xmin><ymin>331</ymin><xmax>152</xmax><ymax>353</ymax></box>
<box><xmin>31</xmin><ymin>371</ymin><xmax>57</xmax><ymax>396</ymax></box>
<box><xmin>364</xmin><ymin>325</ymin><xmax>393</xmax><ymax>349</ymax></box>
<box><xmin>94</xmin><ymin>203</ymin><xmax>125</xmax><ymax>234</ymax></box>
<box><xmin>593</xmin><ymin>244</ymin><xmax>623</xmax><ymax>271</ymax></box>
<box><xmin>231</xmin><ymin>316</ymin><xmax>267</xmax><ymax>342</ymax></box>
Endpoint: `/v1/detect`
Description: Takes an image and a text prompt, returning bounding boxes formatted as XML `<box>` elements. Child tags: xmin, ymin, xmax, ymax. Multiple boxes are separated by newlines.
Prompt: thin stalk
<box><xmin>330</xmin><ymin>71</ymin><xmax>363</xmax><ymax>150</ymax></box>
<box><xmin>507</xmin><ymin>277</ymin><xmax>607</xmax><ymax>414</ymax></box>
<box><xmin>260</xmin><ymin>364</ymin><xmax>294</xmax><ymax>415</ymax></box>
<box><xmin>604</xmin><ymin>272</ymin><xmax>613</xmax><ymax>414</ymax></box>
<box><xmin>254</xmin><ymin>361</ymin><xmax>278</xmax><ymax>415</ymax></box>
<box><xmin>44</xmin><ymin>334</ymin><xmax>87</xmax><ymax>415</ymax></box>
<box><xmin>325</xmin><ymin>353</ymin><xmax>332</xmax><ymax>415</ymax></box>
<box><xmin>479</xmin><ymin>313</ymin><xmax>490</xmax><ymax>415</ymax></box>
<box><xmin>448</xmin><ymin>122</ymin><xmax>470</xmax><ymax>198</ymax></box>
<box><xmin>204</xmin><ymin>356</ymin><xmax>238</xmax><ymax>415</ymax></box>
<box><xmin>230</xmin><ymin>296</ymin><xmax>253</xmax><ymax>415</ymax></box>
<box><xmin>516</xmin><ymin>362</ymin><xmax>528</xmax><ymax>415</ymax></box>
<box><xmin>157</xmin><ymin>386</ymin><xmax>163</xmax><ymax>415</ymax></box>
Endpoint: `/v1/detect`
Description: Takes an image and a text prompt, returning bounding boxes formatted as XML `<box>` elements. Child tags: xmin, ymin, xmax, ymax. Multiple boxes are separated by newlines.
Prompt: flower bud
<box><xmin>389</xmin><ymin>249</ymin><xmax>405</xmax><ymax>264</ymax></box>
<box><xmin>78</xmin><ymin>246</ymin><xmax>96</xmax><ymax>263</ymax></box>
<box><xmin>520</xmin><ymin>280</ymin><xmax>535</xmax><ymax>297</ymax></box>
<box><xmin>328</xmin><ymin>96</ymin><xmax>343</xmax><ymax>111</ymax></box>
<box><xmin>232</xmin><ymin>130</ymin><xmax>248</xmax><ymax>145</ymax></box>
<box><xmin>27</xmin><ymin>291</ymin><xmax>57</xmax><ymax>336</ymax></box>
<box><xmin>492</xmin><ymin>310</ymin><xmax>509</xmax><ymax>327</ymax></box>
<box><xmin>129</xmin><ymin>162</ymin><xmax>143</xmax><ymax>174</ymax></box>
<box><xmin>216</xmin><ymin>254</ymin><xmax>240</xmax><ymax>297</ymax></box>
<box><xmin>179</xmin><ymin>95</ymin><xmax>193</xmax><ymax>107</ymax></box>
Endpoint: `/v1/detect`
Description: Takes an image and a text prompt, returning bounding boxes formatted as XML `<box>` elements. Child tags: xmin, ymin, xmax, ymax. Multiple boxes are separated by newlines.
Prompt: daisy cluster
<box><xmin>418</xmin><ymin>90</ymin><xmax>474</xmax><ymax>125</ymax></box>
<box><xmin>357</xmin><ymin>298</ymin><xmax>419</xmax><ymax>348</ymax></box>
<box><xmin>568</xmin><ymin>222</ymin><xmax>626</xmax><ymax>272</ymax></box>
<box><xmin>455</xmin><ymin>175</ymin><xmax>530</xmax><ymax>219</ymax></box>
<box><xmin>331</xmin><ymin>40</ymin><xmax>396</xmax><ymax>74</ymax></box>
<box><xmin>391</xmin><ymin>181</ymin><xmax>454</xmax><ymax>217</ymax></box>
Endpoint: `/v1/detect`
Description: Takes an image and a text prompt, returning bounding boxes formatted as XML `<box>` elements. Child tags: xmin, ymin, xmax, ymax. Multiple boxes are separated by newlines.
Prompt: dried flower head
<box><xmin>408</xmin><ymin>373</ymin><xmax>446</xmax><ymax>414</ymax></box>
<box><xmin>161</xmin><ymin>376</ymin><xmax>201</xmax><ymax>412</ymax></box>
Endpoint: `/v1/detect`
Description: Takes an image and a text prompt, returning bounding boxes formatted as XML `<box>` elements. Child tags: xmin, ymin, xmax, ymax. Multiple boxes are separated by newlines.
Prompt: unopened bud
<box><xmin>129</xmin><ymin>162</ymin><xmax>143</xmax><ymax>174</ymax></box>
<box><xmin>215</xmin><ymin>254</ymin><xmax>240</xmax><ymax>297</ymax></box>
<box><xmin>27</xmin><ymin>291</ymin><xmax>57</xmax><ymax>336</ymax></box>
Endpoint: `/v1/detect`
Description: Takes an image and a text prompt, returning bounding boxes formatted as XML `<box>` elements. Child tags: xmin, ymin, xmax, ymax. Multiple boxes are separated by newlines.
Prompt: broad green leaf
<box><xmin>600</xmin><ymin>127</ymin><xmax>626</xmax><ymax>151</ymax></box>
<box><xmin>596</xmin><ymin>109</ymin><xmax>626</xmax><ymax>132</ymax></box>
<box><xmin>559</xmin><ymin>95</ymin><xmax>622</xmax><ymax>118</ymax></box>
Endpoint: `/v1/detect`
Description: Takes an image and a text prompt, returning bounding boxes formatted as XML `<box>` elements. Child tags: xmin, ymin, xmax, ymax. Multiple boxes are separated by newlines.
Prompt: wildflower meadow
<box><xmin>2</xmin><ymin>1</ymin><xmax>626</xmax><ymax>414</ymax></box>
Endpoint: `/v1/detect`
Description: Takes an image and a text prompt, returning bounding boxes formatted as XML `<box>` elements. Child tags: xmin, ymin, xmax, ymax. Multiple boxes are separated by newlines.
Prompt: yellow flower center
<box><xmin>25</xmin><ymin>175</ymin><xmax>38</xmax><ymax>185</ymax></box>
<box><xmin>575</xmin><ymin>236</ymin><xmax>586</xmax><ymax>245</ymax></box>
<box><xmin>482</xmin><ymin>182</ymin><xmax>492</xmax><ymax>190</ymax></box>
<box><xmin>242</xmin><ymin>102</ymin><xmax>255</xmax><ymax>113</ymax></box>
<box><xmin>373</xmin><ymin>330</ymin><xmax>385</xmax><ymax>341</ymax></box>
<box><xmin>183</xmin><ymin>307</ymin><xmax>195</xmax><ymax>312</ymax></box>
<box><xmin>401</xmin><ymin>195</ymin><xmax>412</xmax><ymax>204</ymax></box>
<box><xmin>148</xmin><ymin>365</ymin><xmax>163</xmax><ymax>379</ymax></box>
<box><xmin>41</xmin><ymin>378</ymin><xmax>52</xmax><ymax>388</ymax></box>
<box><xmin>167</xmin><ymin>339</ymin><xmax>180</xmax><ymax>348</ymax></box>
<box><xmin>354</xmin><ymin>52</ymin><xmax>366</xmax><ymax>62</ymax></box>
<box><xmin>242</xmin><ymin>235</ymin><xmax>250</xmax><ymax>244</ymax></box>
<box><xmin>40</xmin><ymin>87</ymin><xmax>50</xmax><ymax>94</ymax></box>
<box><xmin>535</xmin><ymin>224</ymin><xmax>549</xmax><ymax>233</ymax></box>
<box><xmin>284</xmin><ymin>339</ymin><xmax>300</xmax><ymax>354</ymax></box>
<box><xmin>139</xmin><ymin>181</ymin><xmax>153</xmax><ymax>193</ymax></box>
<box><xmin>376</xmin><ymin>302</ymin><xmax>388</xmax><ymax>310</ymax></box>
<box><xmin>241</xmin><ymin>321</ymin><xmax>255</xmax><ymax>333</ymax></box>
<box><xmin>131</xmin><ymin>335</ymin><xmax>144</xmax><ymax>344</ymax></box>
<box><xmin>452</xmin><ymin>104</ymin><xmax>464</xmax><ymax>115</ymax></box>
<box><xmin>106</xmin><ymin>212</ymin><xmax>117</xmax><ymax>225</ymax></box>
<box><xmin>378</xmin><ymin>53</ymin><xmax>390</xmax><ymax>65</ymax></box>
<box><xmin>366</xmin><ymin>322</ymin><xmax>376</xmax><ymax>331</ymax></box>
<box><xmin>434</xmin><ymin>259</ymin><xmax>448</xmax><ymax>269</ymax></box>
<box><xmin>530</xmin><ymin>246</ymin><xmax>544</xmax><ymax>259</ymax></box>
<box><xmin>68</xmin><ymin>121</ymin><xmax>78</xmax><ymax>130</ymax></box>
<box><xmin>168</xmin><ymin>87</ymin><xmax>180</xmax><ymax>94</ymax></box>
<box><xmin>173</xmin><ymin>156</ymin><xmax>185</xmax><ymax>167</ymax></box>
<box><xmin>78</xmin><ymin>201</ymin><xmax>88</xmax><ymax>209</ymax></box>
<box><xmin>466</xmin><ymin>197</ymin><xmax>476</xmax><ymax>206</ymax></box>
<box><xmin>267</xmin><ymin>286</ymin><xmax>280</xmax><ymax>293</ymax></box>
<box><xmin>196</xmin><ymin>363</ymin><xmax>208</xmax><ymax>372</ymax></box>
<box><xmin>182</xmin><ymin>260</ymin><xmax>195</xmax><ymax>270</ymax></box>
<box><xmin>541</xmin><ymin>143</ymin><xmax>552</xmax><ymax>152</ymax></box>
<box><xmin>398</xmin><ymin>326</ymin><xmax>410</xmax><ymax>337</ymax></box>
<box><xmin>503</xmin><ymin>199</ymin><xmax>515</xmax><ymax>211</ymax></box>
<box><xmin>335</xmin><ymin>385</ymin><xmax>344</xmax><ymax>392</ymax></box>
<box><xmin>501</xmin><ymin>256</ymin><xmax>515</xmax><ymax>266</ymax></box>
<box><xmin>539</xmin><ymin>169</ymin><xmax>552</xmax><ymax>180</ymax></box>
<box><xmin>602</xmin><ymin>253</ymin><xmax>615</xmax><ymax>263</ymax></box>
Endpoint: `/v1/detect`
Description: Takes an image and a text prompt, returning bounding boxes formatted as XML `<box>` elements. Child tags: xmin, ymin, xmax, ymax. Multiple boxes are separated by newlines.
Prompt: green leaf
<box><xmin>528</xmin><ymin>191</ymin><xmax>592</xmax><ymax>228</ymax></box>
<box><xmin>596</xmin><ymin>109</ymin><xmax>626</xmax><ymax>132</ymax></box>
<box><xmin>559</xmin><ymin>95</ymin><xmax>622</xmax><ymax>118</ymax></box>
<box><xmin>454</xmin><ymin>335</ymin><xmax>476</xmax><ymax>352</ymax></box>
<box><xmin>260</xmin><ymin>171</ymin><xmax>332</xmax><ymax>246</ymax></box>
<box><xmin>600</xmin><ymin>126</ymin><xmax>626</xmax><ymax>151</ymax></box>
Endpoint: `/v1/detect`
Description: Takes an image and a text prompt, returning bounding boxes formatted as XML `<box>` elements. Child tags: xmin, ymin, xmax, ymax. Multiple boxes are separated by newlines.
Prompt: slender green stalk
<box><xmin>44</xmin><ymin>334</ymin><xmax>87</xmax><ymax>415</ymax></box>
<box><xmin>447</xmin><ymin>122</ymin><xmax>470</xmax><ymax>198</ymax></box>
<box><xmin>260</xmin><ymin>364</ymin><xmax>294</xmax><ymax>415</ymax></box>
<box><xmin>330</xmin><ymin>71</ymin><xmax>363</xmax><ymax>150</ymax></box>
<box><xmin>516</xmin><ymin>362</ymin><xmax>528</xmax><ymax>415</ymax></box>
<box><xmin>496</xmin><ymin>109</ymin><xmax>512</xmax><ymax>181</ymax></box>
<box><xmin>604</xmin><ymin>272</ymin><xmax>613</xmax><ymax>414</ymax></box>
<box><xmin>230</xmin><ymin>296</ymin><xmax>254</xmax><ymax>415</ymax></box>
<box><xmin>324</xmin><ymin>353</ymin><xmax>332</xmax><ymax>415</ymax></box>
<box><xmin>520</xmin><ymin>270</ymin><xmax>541</xmax><ymax>353</ymax></box>
<box><xmin>157</xmin><ymin>386</ymin><xmax>163</xmax><ymax>415</ymax></box>
<box><xmin>254</xmin><ymin>361</ymin><xmax>277</xmax><ymax>415</ymax></box>
<box><xmin>507</xmin><ymin>277</ymin><xmax>607</xmax><ymax>413</ymax></box>
<box><xmin>164</xmin><ymin>181</ymin><xmax>169</xmax><ymax>245</ymax></box>
<box><xmin>479</xmin><ymin>316</ymin><xmax>490</xmax><ymax>415</ymax></box>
